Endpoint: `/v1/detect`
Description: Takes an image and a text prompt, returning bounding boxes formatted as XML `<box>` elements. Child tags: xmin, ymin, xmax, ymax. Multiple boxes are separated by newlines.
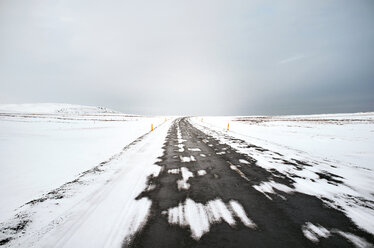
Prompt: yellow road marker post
<box><xmin>227</xmin><ymin>122</ymin><xmax>229</xmax><ymax>131</ymax></box>
<box><xmin>151</xmin><ymin>123</ymin><xmax>154</xmax><ymax>131</ymax></box>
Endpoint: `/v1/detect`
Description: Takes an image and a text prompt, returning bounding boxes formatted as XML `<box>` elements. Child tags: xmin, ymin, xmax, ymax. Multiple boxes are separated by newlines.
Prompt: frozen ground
<box><xmin>0</xmin><ymin>108</ymin><xmax>373</xmax><ymax>247</ymax></box>
<box><xmin>0</xmin><ymin>104</ymin><xmax>165</xmax><ymax>223</ymax></box>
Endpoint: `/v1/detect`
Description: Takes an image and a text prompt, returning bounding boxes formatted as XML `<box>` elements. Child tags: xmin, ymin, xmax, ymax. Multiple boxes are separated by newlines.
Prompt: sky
<box><xmin>1</xmin><ymin>0</ymin><xmax>373</xmax><ymax>115</ymax></box>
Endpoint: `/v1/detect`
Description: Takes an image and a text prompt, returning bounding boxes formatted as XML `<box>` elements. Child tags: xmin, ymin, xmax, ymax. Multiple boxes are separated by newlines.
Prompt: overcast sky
<box><xmin>1</xmin><ymin>0</ymin><xmax>373</xmax><ymax>115</ymax></box>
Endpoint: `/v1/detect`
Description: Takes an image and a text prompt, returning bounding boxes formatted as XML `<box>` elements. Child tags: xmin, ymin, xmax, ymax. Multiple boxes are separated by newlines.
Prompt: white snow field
<box><xmin>190</xmin><ymin>113</ymin><xmax>374</xmax><ymax>236</ymax></box>
<box><xmin>0</xmin><ymin>104</ymin><xmax>166</xmax><ymax>224</ymax></box>
<box><xmin>1</xmin><ymin>106</ymin><xmax>373</xmax><ymax>247</ymax></box>
<box><xmin>3</xmin><ymin>121</ymin><xmax>171</xmax><ymax>248</ymax></box>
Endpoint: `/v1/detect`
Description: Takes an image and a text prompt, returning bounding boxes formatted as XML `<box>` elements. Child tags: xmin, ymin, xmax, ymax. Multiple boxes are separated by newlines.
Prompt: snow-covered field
<box><xmin>190</xmin><ymin>113</ymin><xmax>374</xmax><ymax>236</ymax></box>
<box><xmin>0</xmin><ymin>116</ymin><xmax>172</xmax><ymax>247</ymax></box>
<box><xmin>1</xmin><ymin>106</ymin><xmax>373</xmax><ymax>247</ymax></box>
<box><xmin>194</xmin><ymin>113</ymin><xmax>374</xmax><ymax>170</ymax></box>
<box><xmin>0</xmin><ymin>104</ymin><xmax>165</xmax><ymax>223</ymax></box>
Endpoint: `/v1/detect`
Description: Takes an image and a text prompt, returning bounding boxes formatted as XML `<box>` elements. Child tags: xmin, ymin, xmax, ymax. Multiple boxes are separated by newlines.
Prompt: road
<box><xmin>128</xmin><ymin>118</ymin><xmax>373</xmax><ymax>248</ymax></box>
<box><xmin>1</xmin><ymin>117</ymin><xmax>373</xmax><ymax>248</ymax></box>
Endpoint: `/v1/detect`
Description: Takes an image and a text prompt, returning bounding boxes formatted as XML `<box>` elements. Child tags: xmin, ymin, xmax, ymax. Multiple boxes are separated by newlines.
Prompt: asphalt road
<box><xmin>127</xmin><ymin>118</ymin><xmax>373</xmax><ymax>248</ymax></box>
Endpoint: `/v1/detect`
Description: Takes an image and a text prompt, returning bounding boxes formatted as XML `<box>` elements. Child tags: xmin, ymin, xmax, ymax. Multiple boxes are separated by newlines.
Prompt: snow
<box><xmin>1</xmin><ymin>107</ymin><xmax>373</xmax><ymax>245</ymax></box>
<box><xmin>175</xmin><ymin>124</ymin><xmax>186</xmax><ymax>152</ymax></box>
<box><xmin>190</xmin><ymin>113</ymin><xmax>374</xmax><ymax>235</ymax></box>
<box><xmin>229</xmin><ymin>200</ymin><xmax>256</xmax><ymax>228</ymax></box>
<box><xmin>188</xmin><ymin>148</ymin><xmax>201</xmax><ymax>152</ymax></box>
<box><xmin>177</xmin><ymin>167</ymin><xmax>194</xmax><ymax>190</ymax></box>
<box><xmin>228</xmin><ymin>164</ymin><xmax>250</xmax><ymax>182</ymax></box>
<box><xmin>179</xmin><ymin>155</ymin><xmax>196</xmax><ymax>163</ymax></box>
<box><xmin>0</xmin><ymin>103</ymin><xmax>121</xmax><ymax>114</ymax></box>
<box><xmin>197</xmin><ymin>170</ymin><xmax>207</xmax><ymax>176</ymax></box>
<box><xmin>0</xmin><ymin>104</ymin><xmax>165</xmax><ymax>223</ymax></box>
<box><xmin>301</xmin><ymin>222</ymin><xmax>330</xmax><ymax>242</ymax></box>
<box><xmin>192</xmin><ymin>113</ymin><xmax>374</xmax><ymax>170</ymax></box>
<box><xmin>301</xmin><ymin>222</ymin><xmax>373</xmax><ymax>248</ymax></box>
<box><xmin>176</xmin><ymin>144</ymin><xmax>185</xmax><ymax>152</ymax></box>
<box><xmin>0</xmin><ymin>108</ymin><xmax>174</xmax><ymax>247</ymax></box>
<box><xmin>239</xmin><ymin>159</ymin><xmax>250</xmax><ymax>164</ymax></box>
<box><xmin>166</xmin><ymin>198</ymin><xmax>256</xmax><ymax>240</ymax></box>
<box><xmin>176</xmin><ymin>125</ymin><xmax>185</xmax><ymax>144</ymax></box>
<box><xmin>168</xmin><ymin>169</ymin><xmax>180</xmax><ymax>174</ymax></box>
<box><xmin>252</xmin><ymin>180</ymin><xmax>294</xmax><ymax>200</ymax></box>
<box><xmin>336</xmin><ymin>231</ymin><xmax>374</xmax><ymax>248</ymax></box>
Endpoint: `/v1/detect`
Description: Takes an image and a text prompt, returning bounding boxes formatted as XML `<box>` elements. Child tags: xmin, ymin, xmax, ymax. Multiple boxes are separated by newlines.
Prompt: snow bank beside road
<box><xmin>193</xmin><ymin>112</ymin><xmax>374</xmax><ymax>170</ymax></box>
<box><xmin>0</xmin><ymin>104</ymin><xmax>165</xmax><ymax>223</ymax></box>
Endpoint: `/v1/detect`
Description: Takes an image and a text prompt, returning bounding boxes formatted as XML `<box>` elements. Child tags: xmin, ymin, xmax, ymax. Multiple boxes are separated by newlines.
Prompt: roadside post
<box><xmin>227</xmin><ymin>122</ymin><xmax>229</xmax><ymax>131</ymax></box>
<box><xmin>151</xmin><ymin>123</ymin><xmax>153</xmax><ymax>131</ymax></box>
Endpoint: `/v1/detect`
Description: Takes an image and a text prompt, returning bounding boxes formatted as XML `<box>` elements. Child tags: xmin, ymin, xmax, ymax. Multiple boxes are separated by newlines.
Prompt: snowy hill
<box><xmin>0</xmin><ymin>103</ymin><xmax>120</xmax><ymax>115</ymax></box>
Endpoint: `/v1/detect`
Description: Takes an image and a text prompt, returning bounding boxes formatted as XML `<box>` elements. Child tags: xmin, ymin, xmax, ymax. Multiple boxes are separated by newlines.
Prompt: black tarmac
<box><xmin>127</xmin><ymin>118</ymin><xmax>373</xmax><ymax>248</ymax></box>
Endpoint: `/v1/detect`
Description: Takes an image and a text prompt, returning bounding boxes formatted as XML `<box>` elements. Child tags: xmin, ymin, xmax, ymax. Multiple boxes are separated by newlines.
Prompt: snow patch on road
<box><xmin>177</xmin><ymin>125</ymin><xmax>186</xmax><ymax>144</ymax></box>
<box><xmin>122</xmin><ymin>198</ymin><xmax>153</xmax><ymax>243</ymax></box>
<box><xmin>166</xmin><ymin>198</ymin><xmax>256</xmax><ymax>240</ymax></box>
<box><xmin>180</xmin><ymin>155</ymin><xmax>196</xmax><ymax>163</ymax></box>
<box><xmin>176</xmin><ymin>144</ymin><xmax>184</xmax><ymax>152</ymax></box>
<box><xmin>336</xmin><ymin>230</ymin><xmax>374</xmax><ymax>248</ymax></box>
<box><xmin>302</xmin><ymin>222</ymin><xmax>330</xmax><ymax>243</ymax></box>
<box><xmin>177</xmin><ymin>167</ymin><xmax>194</xmax><ymax>190</ymax></box>
<box><xmin>253</xmin><ymin>180</ymin><xmax>294</xmax><ymax>199</ymax></box>
<box><xmin>176</xmin><ymin>125</ymin><xmax>185</xmax><ymax>152</ymax></box>
<box><xmin>188</xmin><ymin>148</ymin><xmax>201</xmax><ymax>152</ymax></box>
<box><xmin>229</xmin><ymin>200</ymin><xmax>257</xmax><ymax>228</ymax></box>
<box><xmin>168</xmin><ymin>169</ymin><xmax>180</xmax><ymax>174</ymax></box>
<box><xmin>229</xmin><ymin>164</ymin><xmax>250</xmax><ymax>182</ymax></box>
<box><xmin>197</xmin><ymin>170</ymin><xmax>207</xmax><ymax>176</ymax></box>
<box><xmin>239</xmin><ymin>159</ymin><xmax>250</xmax><ymax>164</ymax></box>
<box><xmin>200</xmin><ymin>154</ymin><xmax>206</xmax><ymax>157</ymax></box>
<box><xmin>301</xmin><ymin>222</ymin><xmax>373</xmax><ymax>248</ymax></box>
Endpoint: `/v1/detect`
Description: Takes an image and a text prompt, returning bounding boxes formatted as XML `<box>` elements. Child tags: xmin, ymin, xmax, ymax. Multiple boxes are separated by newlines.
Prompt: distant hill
<box><xmin>0</xmin><ymin>103</ymin><xmax>121</xmax><ymax>114</ymax></box>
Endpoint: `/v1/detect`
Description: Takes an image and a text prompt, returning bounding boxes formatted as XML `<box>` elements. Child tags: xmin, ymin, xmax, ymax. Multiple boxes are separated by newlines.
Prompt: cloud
<box><xmin>279</xmin><ymin>54</ymin><xmax>306</xmax><ymax>64</ymax></box>
<box><xmin>0</xmin><ymin>0</ymin><xmax>373</xmax><ymax>115</ymax></box>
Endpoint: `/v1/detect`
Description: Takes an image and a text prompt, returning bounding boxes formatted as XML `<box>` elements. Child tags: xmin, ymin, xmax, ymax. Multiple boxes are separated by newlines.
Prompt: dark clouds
<box><xmin>1</xmin><ymin>0</ymin><xmax>373</xmax><ymax>115</ymax></box>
